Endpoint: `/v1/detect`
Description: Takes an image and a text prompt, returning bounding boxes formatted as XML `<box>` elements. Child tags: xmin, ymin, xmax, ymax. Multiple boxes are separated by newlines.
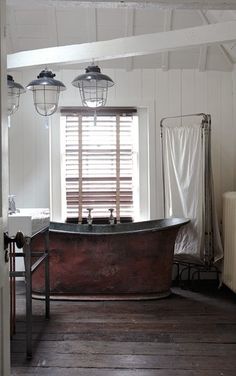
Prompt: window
<box><xmin>61</xmin><ymin>107</ymin><xmax>138</xmax><ymax>223</ymax></box>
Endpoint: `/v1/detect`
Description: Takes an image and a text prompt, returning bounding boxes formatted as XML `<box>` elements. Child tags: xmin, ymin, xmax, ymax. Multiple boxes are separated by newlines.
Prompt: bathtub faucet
<box><xmin>86</xmin><ymin>208</ymin><xmax>93</xmax><ymax>225</ymax></box>
<box><xmin>108</xmin><ymin>208</ymin><xmax>115</xmax><ymax>225</ymax></box>
<box><xmin>8</xmin><ymin>195</ymin><xmax>16</xmax><ymax>214</ymax></box>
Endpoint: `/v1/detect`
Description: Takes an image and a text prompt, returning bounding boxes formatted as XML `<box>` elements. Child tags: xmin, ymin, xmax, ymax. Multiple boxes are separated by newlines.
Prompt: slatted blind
<box><xmin>62</xmin><ymin>108</ymin><xmax>137</xmax><ymax>223</ymax></box>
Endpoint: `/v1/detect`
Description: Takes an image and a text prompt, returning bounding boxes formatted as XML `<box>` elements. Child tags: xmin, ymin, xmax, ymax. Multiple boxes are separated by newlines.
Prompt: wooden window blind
<box><xmin>62</xmin><ymin>107</ymin><xmax>137</xmax><ymax>223</ymax></box>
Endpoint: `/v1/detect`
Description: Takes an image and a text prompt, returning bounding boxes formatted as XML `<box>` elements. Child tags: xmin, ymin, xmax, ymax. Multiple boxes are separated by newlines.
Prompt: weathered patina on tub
<box><xmin>32</xmin><ymin>218</ymin><xmax>189</xmax><ymax>300</ymax></box>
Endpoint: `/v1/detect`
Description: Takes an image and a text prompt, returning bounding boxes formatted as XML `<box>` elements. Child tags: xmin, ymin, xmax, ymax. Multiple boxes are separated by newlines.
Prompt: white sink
<box><xmin>8</xmin><ymin>208</ymin><xmax>50</xmax><ymax>237</ymax></box>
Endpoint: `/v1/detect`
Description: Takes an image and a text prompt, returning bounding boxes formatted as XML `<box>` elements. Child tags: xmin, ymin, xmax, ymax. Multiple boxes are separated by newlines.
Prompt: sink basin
<box><xmin>8</xmin><ymin>208</ymin><xmax>50</xmax><ymax>237</ymax></box>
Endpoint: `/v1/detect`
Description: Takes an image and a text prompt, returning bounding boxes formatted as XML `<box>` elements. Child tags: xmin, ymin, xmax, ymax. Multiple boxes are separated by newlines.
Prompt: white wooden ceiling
<box><xmin>6</xmin><ymin>0</ymin><xmax>236</xmax><ymax>71</ymax></box>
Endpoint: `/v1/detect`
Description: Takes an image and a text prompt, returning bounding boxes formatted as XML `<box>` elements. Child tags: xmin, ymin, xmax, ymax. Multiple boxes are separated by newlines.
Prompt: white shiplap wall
<box><xmin>9</xmin><ymin>69</ymin><xmax>50</xmax><ymax>209</ymax></box>
<box><xmin>9</xmin><ymin>68</ymin><xmax>236</xmax><ymax>223</ymax></box>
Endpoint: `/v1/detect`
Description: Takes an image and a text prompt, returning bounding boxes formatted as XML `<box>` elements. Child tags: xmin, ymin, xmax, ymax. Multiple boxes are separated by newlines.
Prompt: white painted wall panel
<box><xmin>181</xmin><ymin>70</ymin><xmax>196</xmax><ymax>116</ymax></box>
<box><xmin>220</xmin><ymin>73</ymin><xmax>234</xmax><ymax>196</ymax></box>
<box><xmin>194</xmin><ymin>71</ymin><xmax>207</xmax><ymax>113</ymax></box>
<box><xmin>232</xmin><ymin>68</ymin><xmax>236</xmax><ymax>189</ymax></box>
<box><xmin>141</xmin><ymin>69</ymin><xmax>156</xmax><ymax>100</ymax></box>
<box><xmin>9</xmin><ymin>68</ymin><xmax>236</xmax><ymax>225</ymax></box>
<box><xmin>207</xmin><ymin>71</ymin><xmax>222</xmax><ymax>218</ymax></box>
<box><xmin>9</xmin><ymin>69</ymin><xmax>50</xmax><ymax>209</ymax></box>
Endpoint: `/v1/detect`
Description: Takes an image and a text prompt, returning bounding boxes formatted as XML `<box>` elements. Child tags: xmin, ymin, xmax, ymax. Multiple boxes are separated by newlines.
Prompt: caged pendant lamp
<box><xmin>26</xmin><ymin>69</ymin><xmax>66</xmax><ymax>116</ymax></box>
<box><xmin>72</xmin><ymin>64</ymin><xmax>114</xmax><ymax>108</ymax></box>
<box><xmin>7</xmin><ymin>75</ymin><xmax>25</xmax><ymax>116</ymax></box>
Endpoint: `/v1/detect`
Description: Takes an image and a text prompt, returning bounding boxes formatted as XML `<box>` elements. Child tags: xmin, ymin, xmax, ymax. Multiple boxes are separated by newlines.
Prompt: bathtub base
<box><xmin>32</xmin><ymin>290</ymin><xmax>171</xmax><ymax>301</ymax></box>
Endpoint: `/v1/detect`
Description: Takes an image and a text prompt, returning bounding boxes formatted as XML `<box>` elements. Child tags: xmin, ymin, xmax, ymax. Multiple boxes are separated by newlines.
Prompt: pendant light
<box><xmin>7</xmin><ymin>75</ymin><xmax>25</xmax><ymax>116</ymax></box>
<box><xmin>72</xmin><ymin>64</ymin><xmax>114</xmax><ymax>108</ymax></box>
<box><xmin>26</xmin><ymin>69</ymin><xmax>66</xmax><ymax>116</ymax></box>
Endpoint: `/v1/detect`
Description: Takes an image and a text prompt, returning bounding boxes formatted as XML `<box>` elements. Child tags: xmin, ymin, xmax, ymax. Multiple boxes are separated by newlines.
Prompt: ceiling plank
<box><xmin>125</xmin><ymin>8</ymin><xmax>134</xmax><ymax>72</ymax></box>
<box><xmin>7</xmin><ymin>8</ymin><xmax>17</xmax><ymax>53</ymax></box>
<box><xmin>86</xmin><ymin>8</ymin><xmax>97</xmax><ymax>42</ymax></box>
<box><xmin>7</xmin><ymin>20</ymin><xmax>236</xmax><ymax>70</ymax></box>
<box><xmin>162</xmin><ymin>9</ymin><xmax>172</xmax><ymax>71</ymax></box>
<box><xmin>7</xmin><ymin>1</ymin><xmax>236</xmax><ymax>11</ymax></box>
<box><xmin>47</xmin><ymin>7</ymin><xmax>59</xmax><ymax>47</ymax></box>
<box><xmin>198</xmin><ymin>10</ymin><xmax>234</xmax><ymax>68</ymax></box>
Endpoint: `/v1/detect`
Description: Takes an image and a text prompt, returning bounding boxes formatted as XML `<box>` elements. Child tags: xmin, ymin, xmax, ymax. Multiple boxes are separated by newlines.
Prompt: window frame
<box><xmin>61</xmin><ymin>107</ymin><xmax>138</xmax><ymax>224</ymax></box>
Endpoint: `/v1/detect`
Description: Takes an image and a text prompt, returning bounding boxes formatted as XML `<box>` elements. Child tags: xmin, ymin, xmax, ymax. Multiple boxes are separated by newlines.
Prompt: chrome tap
<box><xmin>108</xmin><ymin>208</ymin><xmax>115</xmax><ymax>225</ymax></box>
<box><xmin>8</xmin><ymin>195</ymin><xmax>16</xmax><ymax>214</ymax></box>
<box><xmin>86</xmin><ymin>208</ymin><xmax>93</xmax><ymax>225</ymax></box>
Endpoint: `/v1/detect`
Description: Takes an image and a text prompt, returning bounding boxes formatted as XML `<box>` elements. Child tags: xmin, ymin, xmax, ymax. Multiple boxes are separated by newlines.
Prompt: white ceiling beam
<box><xmin>77</xmin><ymin>0</ymin><xmax>236</xmax><ymax>9</ymax></box>
<box><xmin>162</xmin><ymin>9</ymin><xmax>172</xmax><ymax>71</ymax></box>
<box><xmin>198</xmin><ymin>45</ymin><xmax>208</xmax><ymax>72</ymax></box>
<box><xmin>198</xmin><ymin>10</ymin><xmax>234</xmax><ymax>68</ymax></box>
<box><xmin>7</xmin><ymin>20</ymin><xmax>236</xmax><ymax>70</ymax></box>
<box><xmin>125</xmin><ymin>8</ymin><xmax>134</xmax><ymax>72</ymax></box>
<box><xmin>7</xmin><ymin>0</ymin><xmax>236</xmax><ymax>10</ymax></box>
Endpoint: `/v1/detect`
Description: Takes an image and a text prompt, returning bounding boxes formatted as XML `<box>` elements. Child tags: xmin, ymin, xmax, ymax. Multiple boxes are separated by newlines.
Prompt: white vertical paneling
<box><xmin>138</xmin><ymin>107</ymin><xmax>150</xmax><ymax>220</ymax></box>
<box><xmin>9</xmin><ymin>68</ymin><xmax>50</xmax><ymax>209</ymax></box>
<box><xmin>223</xmin><ymin>192</ymin><xmax>236</xmax><ymax>293</ymax></box>
<box><xmin>140</xmin><ymin>70</ymin><xmax>157</xmax><ymax>217</ymax></box>
<box><xmin>147</xmin><ymin>100</ymin><xmax>157</xmax><ymax>219</ymax></box>
<box><xmin>61</xmin><ymin>69</ymin><xmax>82</xmax><ymax>106</ymax></box>
<box><xmin>154</xmin><ymin>70</ymin><xmax>181</xmax><ymax>218</ymax></box>
<box><xmin>105</xmin><ymin>69</ymin><xmax>116</xmax><ymax>105</ymax></box>
<box><xmin>35</xmin><ymin>114</ymin><xmax>50</xmax><ymax>207</ymax></box>
<box><xmin>8</xmin><ymin>68</ymin><xmax>236</xmax><ymax>227</ymax></box>
<box><xmin>23</xmin><ymin>69</ymin><xmax>50</xmax><ymax>208</ymax></box>
<box><xmin>220</xmin><ymin>72</ymin><xmax>234</xmax><ymax>194</ymax></box>
<box><xmin>111</xmin><ymin>69</ymin><xmax>126</xmax><ymax>101</ymax></box>
<box><xmin>156</xmin><ymin>70</ymin><xmax>169</xmax><ymax>121</ymax></box>
<box><xmin>156</xmin><ymin>70</ymin><xmax>181</xmax><ymax>125</ymax></box>
<box><xmin>50</xmin><ymin>112</ymin><xmax>62</xmax><ymax>221</ymax></box>
<box><xmin>9</xmin><ymin>71</ymin><xmax>24</xmax><ymax>208</ymax></box>
<box><xmin>168</xmin><ymin>70</ymin><xmax>182</xmax><ymax>117</ymax></box>
<box><xmin>194</xmin><ymin>71</ymin><xmax>207</xmax><ymax>113</ymax></box>
<box><xmin>232</xmin><ymin>67</ymin><xmax>236</xmax><ymax>189</ymax></box>
<box><xmin>181</xmin><ymin>70</ymin><xmax>196</xmax><ymax>121</ymax></box>
<box><xmin>114</xmin><ymin>69</ymin><xmax>142</xmax><ymax>103</ymax></box>
<box><xmin>155</xmin><ymin>70</ymin><xmax>168</xmax><ymax>218</ymax></box>
<box><xmin>141</xmin><ymin>69</ymin><xmax>156</xmax><ymax>101</ymax></box>
<box><xmin>181</xmin><ymin>70</ymin><xmax>207</xmax><ymax>127</ymax></box>
<box><xmin>206</xmin><ymin>71</ymin><xmax>222</xmax><ymax>218</ymax></box>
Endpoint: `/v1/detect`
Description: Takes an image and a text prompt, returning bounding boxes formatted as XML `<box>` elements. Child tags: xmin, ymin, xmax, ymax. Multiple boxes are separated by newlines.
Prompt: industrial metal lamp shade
<box><xmin>7</xmin><ymin>75</ymin><xmax>25</xmax><ymax>116</ymax></box>
<box><xmin>26</xmin><ymin>69</ymin><xmax>66</xmax><ymax>116</ymax></box>
<box><xmin>72</xmin><ymin>65</ymin><xmax>114</xmax><ymax>108</ymax></box>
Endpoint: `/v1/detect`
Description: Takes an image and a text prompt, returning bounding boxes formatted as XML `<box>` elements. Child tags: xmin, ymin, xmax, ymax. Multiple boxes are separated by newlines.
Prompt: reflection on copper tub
<box><xmin>32</xmin><ymin>218</ymin><xmax>189</xmax><ymax>300</ymax></box>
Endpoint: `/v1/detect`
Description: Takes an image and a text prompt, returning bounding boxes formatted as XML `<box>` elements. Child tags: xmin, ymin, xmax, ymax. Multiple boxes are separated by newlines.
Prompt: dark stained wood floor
<box><xmin>11</xmin><ymin>282</ymin><xmax>236</xmax><ymax>376</ymax></box>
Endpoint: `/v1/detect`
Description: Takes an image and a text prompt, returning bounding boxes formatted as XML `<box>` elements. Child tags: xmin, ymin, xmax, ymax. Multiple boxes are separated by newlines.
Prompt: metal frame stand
<box><xmin>9</xmin><ymin>226</ymin><xmax>50</xmax><ymax>359</ymax></box>
<box><xmin>173</xmin><ymin>260</ymin><xmax>220</xmax><ymax>288</ymax></box>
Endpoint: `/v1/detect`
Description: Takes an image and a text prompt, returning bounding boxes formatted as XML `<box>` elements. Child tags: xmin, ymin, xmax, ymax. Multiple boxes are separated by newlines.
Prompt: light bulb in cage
<box><xmin>72</xmin><ymin>64</ymin><xmax>114</xmax><ymax>108</ymax></box>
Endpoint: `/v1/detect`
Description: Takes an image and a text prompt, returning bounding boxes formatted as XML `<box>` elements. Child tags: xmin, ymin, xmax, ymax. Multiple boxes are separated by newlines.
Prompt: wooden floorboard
<box><xmin>11</xmin><ymin>283</ymin><xmax>236</xmax><ymax>376</ymax></box>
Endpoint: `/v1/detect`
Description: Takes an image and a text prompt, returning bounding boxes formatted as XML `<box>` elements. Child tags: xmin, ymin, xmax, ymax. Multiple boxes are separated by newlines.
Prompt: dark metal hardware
<box><xmin>5</xmin><ymin>249</ymin><xmax>9</xmax><ymax>262</ymax></box>
<box><xmin>4</xmin><ymin>231</ymin><xmax>25</xmax><ymax>250</ymax></box>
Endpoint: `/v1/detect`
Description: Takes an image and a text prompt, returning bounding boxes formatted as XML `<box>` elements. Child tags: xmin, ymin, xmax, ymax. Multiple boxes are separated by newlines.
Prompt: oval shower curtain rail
<box><xmin>160</xmin><ymin>111</ymin><xmax>217</xmax><ymax>272</ymax></box>
<box><xmin>160</xmin><ymin>113</ymin><xmax>211</xmax><ymax>128</ymax></box>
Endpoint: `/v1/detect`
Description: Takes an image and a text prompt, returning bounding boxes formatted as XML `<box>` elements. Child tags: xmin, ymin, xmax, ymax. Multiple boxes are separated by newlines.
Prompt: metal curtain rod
<box><xmin>160</xmin><ymin>113</ymin><xmax>210</xmax><ymax>128</ymax></box>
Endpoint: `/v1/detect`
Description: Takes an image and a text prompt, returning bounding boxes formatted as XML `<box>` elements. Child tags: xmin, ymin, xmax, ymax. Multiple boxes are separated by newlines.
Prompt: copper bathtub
<box><xmin>32</xmin><ymin>218</ymin><xmax>189</xmax><ymax>300</ymax></box>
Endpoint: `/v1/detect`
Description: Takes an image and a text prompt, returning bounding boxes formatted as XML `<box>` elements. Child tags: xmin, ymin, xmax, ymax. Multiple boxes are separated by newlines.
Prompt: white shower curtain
<box><xmin>162</xmin><ymin>124</ymin><xmax>223</xmax><ymax>263</ymax></box>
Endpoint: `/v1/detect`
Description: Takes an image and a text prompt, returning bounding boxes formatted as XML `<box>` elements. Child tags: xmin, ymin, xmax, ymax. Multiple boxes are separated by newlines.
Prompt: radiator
<box><xmin>223</xmin><ymin>192</ymin><xmax>236</xmax><ymax>293</ymax></box>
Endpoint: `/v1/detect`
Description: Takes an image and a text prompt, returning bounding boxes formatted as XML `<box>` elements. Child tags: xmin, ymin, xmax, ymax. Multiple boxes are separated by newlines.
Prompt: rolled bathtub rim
<box><xmin>49</xmin><ymin>217</ymin><xmax>190</xmax><ymax>236</ymax></box>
